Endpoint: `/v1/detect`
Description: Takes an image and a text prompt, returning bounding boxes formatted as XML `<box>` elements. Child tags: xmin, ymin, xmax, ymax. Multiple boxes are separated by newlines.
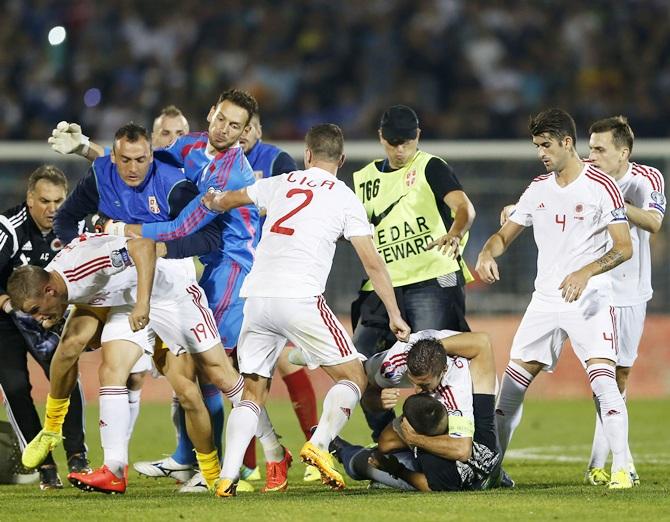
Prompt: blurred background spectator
<box><xmin>2</xmin><ymin>0</ymin><xmax>670</xmax><ymax>141</ymax></box>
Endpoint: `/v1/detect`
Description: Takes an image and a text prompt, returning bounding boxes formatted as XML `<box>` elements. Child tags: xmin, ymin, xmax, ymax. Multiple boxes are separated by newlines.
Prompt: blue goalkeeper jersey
<box><xmin>148</xmin><ymin>132</ymin><xmax>258</xmax><ymax>271</ymax></box>
<box><xmin>54</xmin><ymin>155</ymin><xmax>221</xmax><ymax>259</ymax></box>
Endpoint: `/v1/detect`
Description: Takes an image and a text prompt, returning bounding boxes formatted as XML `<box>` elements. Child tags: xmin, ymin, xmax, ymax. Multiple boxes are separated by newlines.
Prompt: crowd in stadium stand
<box><xmin>2</xmin><ymin>0</ymin><xmax>670</xmax><ymax>141</ymax></box>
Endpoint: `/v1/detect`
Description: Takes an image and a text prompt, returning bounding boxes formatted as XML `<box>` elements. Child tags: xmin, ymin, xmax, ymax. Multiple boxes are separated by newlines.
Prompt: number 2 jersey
<box><xmin>47</xmin><ymin>234</ymin><xmax>197</xmax><ymax>306</ymax></box>
<box><xmin>509</xmin><ymin>163</ymin><xmax>627</xmax><ymax>308</ymax></box>
<box><xmin>240</xmin><ymin>167</ymin><xmax>373</xmax><ymax>298</ymax></box>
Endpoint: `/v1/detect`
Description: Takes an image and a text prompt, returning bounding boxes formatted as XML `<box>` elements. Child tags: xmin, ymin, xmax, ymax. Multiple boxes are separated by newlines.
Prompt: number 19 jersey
<box><xmin>241</xmin><ymin>167</ymin><xmax>372</xmax><ymax>298</ymax></box>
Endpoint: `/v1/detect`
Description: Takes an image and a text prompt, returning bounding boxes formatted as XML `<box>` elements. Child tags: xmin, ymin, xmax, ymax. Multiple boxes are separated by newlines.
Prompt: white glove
<box><xmin>105</xmin><ymin>220</ymin><xmax>127</xmax><ymax>236</ymax></box>
<box><xmin>48</xmin><ymin>121</ymin><xmax>90</xmax><ymax>155</ymax></box>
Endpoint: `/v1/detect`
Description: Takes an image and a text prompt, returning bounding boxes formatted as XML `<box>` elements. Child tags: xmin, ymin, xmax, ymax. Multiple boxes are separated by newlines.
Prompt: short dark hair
<box><xmin>402</xmin><ymin>393</ymin><xmax>448</xmax><ymax>436</ymax></box>
<box><xmin>7</xmin><ymin>265</ymin><xmax>50</xmax><ymax>310</ymax></box>
<box><xmin>589</xmin><ymin>115</ymin><xmax>634</xmax><ymax>153</ymax></box>
<box><xmin>216</xmin><ymin>89</ymin><xmax>259</xmax><ymax>126</ymax></box>
<box><xmin>406</xmin><ymin>338</ymin><xmax>447</xmax><ymax>378</ymax></box>
<box><xmin>27</xmin><ymin>165</ymin><xmax>68</xmax><ymax>193</ymax></box>
<box><xmin>158</xmin><ymin>105</ymin><xmax>185</xmax><ymax>119</ymax></box>
<box><xmin>529</xmin><ymin>108</ymin><xmax>577</xmax><ymax>145</ymax></box>
<box><xmin>113</xmin><ymin>122</ymin><xmax>151</xmax><ymax>146</ymax></box>
<box><xmin>305</xmin><ymin>124</ymin><xmax>344</xmax><ymax>163</ymax></box>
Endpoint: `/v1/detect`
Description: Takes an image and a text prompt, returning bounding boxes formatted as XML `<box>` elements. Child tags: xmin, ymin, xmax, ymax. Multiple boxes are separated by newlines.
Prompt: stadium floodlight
<box><xmin>48</xmin><ymin>26</ymin><xmax>67</xmax><ymax>46</ymax></box>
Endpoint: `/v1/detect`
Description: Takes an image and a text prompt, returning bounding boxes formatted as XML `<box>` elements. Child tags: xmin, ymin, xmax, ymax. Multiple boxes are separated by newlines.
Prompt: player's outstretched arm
<box><xmin>559</xmin><ymin>222</ymin><xmax>632</xmax><ymax>303</ymax></box>
<box><xmin>48</xmin><ymin>122</ymin><xmax>104</xmax><ymax>162</ymax></box>
<box><xmin>475</xmin><ymin>220</ymin><xmax>525</xmax><ymax>284</ymax></box>
<box><xmin>201</xmin><ymin>188</ymin><xmax>253</xmax><ymax>213</ymax></box>
<box><xmin>126</xmin><ymin>238</ymin><xmax>156</xmax><ymax>332</ymax></box>
<box><xmin>350</xmin><ymin>235</ymin><xmax>411</xmax><ymax>341</ymax></box>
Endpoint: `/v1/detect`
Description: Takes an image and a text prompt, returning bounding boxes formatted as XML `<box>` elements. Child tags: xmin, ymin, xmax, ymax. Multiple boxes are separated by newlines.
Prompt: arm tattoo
<box><xmin>594</xmin><ymin>248</ymin><xmax>625</xmax><ymax>274</ymax></box>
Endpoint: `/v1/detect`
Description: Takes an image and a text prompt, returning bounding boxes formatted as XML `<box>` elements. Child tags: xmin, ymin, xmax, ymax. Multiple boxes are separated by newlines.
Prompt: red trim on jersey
<box><xmin>212</xmin><ymin>262</ymin><xmax>241</xmax><ymax>324</ymax></box>
<box><xmin>63</xmin><ymin>257</ymin><xmax>113</xmax><ymax>282</ymax></box>
<box><xmin>532</xmin><ymin>173</ymin><xmax>552</xmax><ymax>183</ymax></box>
<box><xmin>633</xmin><ymin>163</ymin><xmax>663</xmax><ymax>192</ymax></box>
<box><xmin>585</xmin><ymin>166</ymin><xmax>624</xmax><ymax>208</ymax></box>
<box><xmin>186</xmin><ymin>284</ymin><xmax>218</xmax><ymax>338</ymax></box>
<box><xmin>63</xmin><ymin>255</ymin><xmax>110</xmax><ymax>277</ymax></box>
<box><xmin>180</xmin><ymin>138</ymin><xmax>208</xmax><ymax>160</ymax></box>
<box><xmin>317</xmin><ymin>295</ymin><xmax>351</xmax><ymax>357</ymax></box>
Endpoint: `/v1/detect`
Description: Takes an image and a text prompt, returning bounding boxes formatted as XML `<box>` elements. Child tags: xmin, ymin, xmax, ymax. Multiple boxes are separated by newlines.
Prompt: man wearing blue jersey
<box><xmin>71</xmin><ymin>90</ymin><xmax>290</xmax><ymax>493</ymax></box>
<box><xmin>23</xmin><ymin>124</ymin><xmax>234</xmax><ymax>493</ymax></box>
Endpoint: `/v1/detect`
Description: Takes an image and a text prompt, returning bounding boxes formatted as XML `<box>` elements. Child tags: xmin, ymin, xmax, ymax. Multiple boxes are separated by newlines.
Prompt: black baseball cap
<box><xmin>380</xmin><ymin>105</ymin><xmax>419</xmax><ymax>144</ymax></box>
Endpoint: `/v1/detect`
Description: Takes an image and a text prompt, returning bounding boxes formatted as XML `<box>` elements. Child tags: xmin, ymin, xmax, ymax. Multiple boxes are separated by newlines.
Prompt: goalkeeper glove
<box><xmin>48</xmin><ymin>121</ymin><xmax>90</xmax><ymax>156</ymax></box>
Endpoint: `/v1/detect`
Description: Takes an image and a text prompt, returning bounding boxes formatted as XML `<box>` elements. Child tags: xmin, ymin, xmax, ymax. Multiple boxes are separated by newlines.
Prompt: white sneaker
<box><xmin>133</xmin><ymin>456</ymin><xmax>195</xmax><ymax>484</ymax></box>
<box><xmin>178</xmin><ymin>471</ymin><xmax>208</xmax><ymax>493</ymax></box>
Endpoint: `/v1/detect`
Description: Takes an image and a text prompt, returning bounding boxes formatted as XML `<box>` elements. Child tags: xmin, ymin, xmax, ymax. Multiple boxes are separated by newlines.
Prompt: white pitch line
<box><xmin>506</xmin><ymin>446</ymin><xmax>670</xmax><ymax>465</ymax></box>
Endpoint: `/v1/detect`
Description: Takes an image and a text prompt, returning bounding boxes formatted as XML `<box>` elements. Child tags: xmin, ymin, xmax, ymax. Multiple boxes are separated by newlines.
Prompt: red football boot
<box><xmin>68</xmin><ymin>465</ymin><xmax>127</xmax><ymax>494</ymax></box>
<box><xmin>261</xmin><ymin>446</ymin><xmax>293</xmax><ymax>493</ymax></box>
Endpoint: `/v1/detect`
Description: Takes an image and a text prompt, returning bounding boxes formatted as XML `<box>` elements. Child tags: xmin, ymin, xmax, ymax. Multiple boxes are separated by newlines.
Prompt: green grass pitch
<box><xmin>1</xmin><ymin>398</ymin><xmax>669</xmax><ymax>521</ymax></box>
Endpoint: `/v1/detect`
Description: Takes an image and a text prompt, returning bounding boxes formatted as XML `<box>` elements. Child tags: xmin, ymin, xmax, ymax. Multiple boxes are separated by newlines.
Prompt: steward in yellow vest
<box><xmin>352</xmin><ymin>105</ymin><xmax>476</xmax><ymax>361</ymax></box>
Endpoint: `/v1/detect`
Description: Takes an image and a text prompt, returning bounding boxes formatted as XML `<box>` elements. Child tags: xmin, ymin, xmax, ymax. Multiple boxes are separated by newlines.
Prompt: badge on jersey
<box><xmin>650</xmin><ymin>191</ymin><xmax>666</xmax><ymax>213</ymax></box>
<box><xmin>610</xmin><ymin>207</ymin><xmax>627</xmax><ymax>222</ymax></box>
<box><xmin>148</xmin><ymin>196</ymin><xmax>161</xmax><ymax>214</ymax></box>
<box><xmin>110</xmin><ymin>248</ymin><xmax>133</xmax><ymax>268</ymax></box>
<box><xmin>405</xmin><ymin>169</ymin><xmax>417</xmax><ymax>188</ymax></box>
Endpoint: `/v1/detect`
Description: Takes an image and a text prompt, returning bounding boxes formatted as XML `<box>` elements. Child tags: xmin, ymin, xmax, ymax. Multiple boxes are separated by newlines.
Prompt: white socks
<box><xmin>311</xmin><ymin>380</ymin><xmax>361</xmax><ymax>451</ymax></box>
<box><xmin>587</xmin><ymin>364</ymin><xmax>629</xmax><ymax>473</ymax></box>
<box><xmin>100</xmin><ymin>386</ymin><xmax>129</xmax><ymax>478</ymax></box>
<box><xmin>495</xmin><ymin>362</ymin><xmax>534</xmax><ymax>457</ymax></box>
<box><xmin>224</xmin><ymin>376</ymin><xmax>282</xmax><ymax>461</ymax></box>
<box><xmin>127</xmin><ymin>389</ymin><xmax>141</xmax><ymax>440</ymax></box>
<box><xmin>221</xmin><ymin>400</ymin><xmax>260</xmax><ymax>480</ymax></box>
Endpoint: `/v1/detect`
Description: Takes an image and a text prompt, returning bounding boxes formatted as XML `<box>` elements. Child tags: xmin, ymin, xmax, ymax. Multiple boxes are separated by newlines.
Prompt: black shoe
<box><xmin>39</xmin><ymin>465</ymin><xmax>63</xmax><ymax>490</ymax></box>
<box><xmin>499</xmin><ymin>468</ymin><xmax>515</xmax><ymax>488</ymax></box>
<box><xmin>67</xmin><ymin>453</ymin><xmax>92</xmax><ymax>474</ymax></box>
<box><xmin>328</xmin><ymin>436</ymin><xmax>347</xmax><ymax>463</ymax></box>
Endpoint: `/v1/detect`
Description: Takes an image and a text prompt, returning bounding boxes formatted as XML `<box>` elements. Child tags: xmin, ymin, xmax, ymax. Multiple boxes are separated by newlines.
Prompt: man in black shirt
<box><xmin>351</xmin><ymin>105</ymin><xmax>477</xmax><ymax>440</ymax></box>
<box><xmin>0</xmin><ymin>165</ymin><xmax>89</xmax><ymax>489</ymax></box>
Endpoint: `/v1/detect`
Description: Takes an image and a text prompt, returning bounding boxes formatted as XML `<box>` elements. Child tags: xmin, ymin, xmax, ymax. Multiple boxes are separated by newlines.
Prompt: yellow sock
<box><xmin>196</xmin><ymin>449</ymin><xmax>221</xmax><ymax>490</ymax></box>
<box><xmin>44</xmin><ymin>395</ymin><xmax>70</xmax><ymax>434</ymax></box>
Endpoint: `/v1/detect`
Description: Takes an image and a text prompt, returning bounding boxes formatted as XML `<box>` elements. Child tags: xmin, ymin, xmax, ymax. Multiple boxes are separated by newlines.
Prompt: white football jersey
<box><xmin>371</xmin><ymin>329</ymin><xmax>474</xmax><ymax>437</ymax></box>
<box><xmin>609</xmin><ymin>163</ymin><xmax>665</xmax><ymax>306</ymax></box>
<box><xmin>47</xmin><ymin>234</ymin><xmax>197</xmax><ymax>306</ymax></box>
<box><xmin>241</xmin><ymin>167</ymin><xmax>373</xmax><ymax>298</ymax></box>
<box><xmin>510</xmin><ymin>163</ymin><xmax>628</xmax><ymax>307</ymax></box>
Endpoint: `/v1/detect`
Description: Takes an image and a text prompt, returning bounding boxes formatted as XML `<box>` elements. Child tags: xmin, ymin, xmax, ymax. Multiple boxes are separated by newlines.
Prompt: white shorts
<box><xmin>237</xmin><ymin>295</ymin><xmax>365</xmax><ymax>378</ymax></box>
<box><xmin>101</xmin><ymin>284</ymin><xmax>221</xmax><ymax>357</ymax></box>
<box><xmin>130</xmin><ymin>353</ymin><xmax>154</xmax><ymax>374</ymax></box>
<box><xmin>510</xmin><ymin>295</ymin><xmax>618</xmax><ymax>371</ymax></box>
<box><xmin>614</xmin><ymin>303</ymin><xmax>646</xmax><ymax>367</ymax></box>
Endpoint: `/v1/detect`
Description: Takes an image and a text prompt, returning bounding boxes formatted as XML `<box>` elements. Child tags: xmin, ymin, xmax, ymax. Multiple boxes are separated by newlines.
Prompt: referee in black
<box><xmin>0</xmin><ymin>165</ymin><xmax>89</xmax><ymax>489</ymax></box>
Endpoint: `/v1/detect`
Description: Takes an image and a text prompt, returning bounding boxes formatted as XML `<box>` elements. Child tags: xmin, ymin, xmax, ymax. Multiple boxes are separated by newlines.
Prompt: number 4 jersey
<box><xmin>241</xmin><ymin>167</ymin><xmax>373</xmax><ymax>298</ymax></box>
<box><xmin>509</xmin><ymin>163</ymin><xmax>627</xmax><ymax>307</ymax></box>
